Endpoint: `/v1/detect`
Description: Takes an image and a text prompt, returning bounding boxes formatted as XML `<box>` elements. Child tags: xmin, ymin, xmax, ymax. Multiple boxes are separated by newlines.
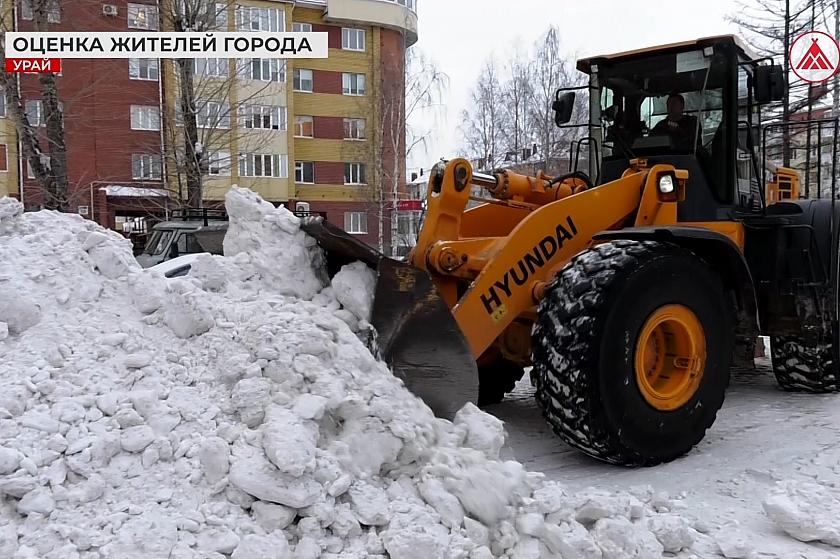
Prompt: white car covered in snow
<box><xmin>147</xmin><ymin>252</ymin><xmax>209</xmax><ymax>278</ymax></box>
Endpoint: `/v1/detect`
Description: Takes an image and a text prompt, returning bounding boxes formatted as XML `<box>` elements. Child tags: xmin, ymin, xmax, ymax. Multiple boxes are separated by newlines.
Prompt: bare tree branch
<box><xmin>1</xmin><ymin>0</ymin><xmax>69</xmax><ymax>210</ymax></box>
<box><xmin>459</xmin><ymin>25</ymin><xmax>588</xmax><ymax>177</ymax></box>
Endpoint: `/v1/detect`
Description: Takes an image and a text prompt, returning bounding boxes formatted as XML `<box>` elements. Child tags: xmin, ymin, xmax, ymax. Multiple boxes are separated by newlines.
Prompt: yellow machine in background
<box><xmin>303</xmin><ymin>35</ymin><xmax>840</xmax><ymax>467</ymax></box>
<box><xmin>766</xmin><ymin>166</ymin><xmax>801</xmax><ymax>203</ymax></box>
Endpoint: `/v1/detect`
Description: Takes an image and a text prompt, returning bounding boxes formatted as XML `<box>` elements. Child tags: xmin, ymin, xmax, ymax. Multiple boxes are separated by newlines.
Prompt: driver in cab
<box><xmin>650</xmin><ymin>93</ymin><xmax>698</xmax><ymax>148</ymax></box>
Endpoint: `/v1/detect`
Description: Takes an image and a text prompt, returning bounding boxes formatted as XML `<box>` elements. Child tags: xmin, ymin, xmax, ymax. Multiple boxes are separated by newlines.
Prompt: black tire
<box><xmin>769</xmin><ymin>334</ymin><xmax>840</xmax><ymax>392</ymax></box>
<box><xmin>531</xmin><ymin>239</ymin><xmax>733</xmax><ymax>466</ymax></box>
<box><xmin>478</xmin><ymin>358</ymin><xmax>525</xmax><ymax>407</ymax></box>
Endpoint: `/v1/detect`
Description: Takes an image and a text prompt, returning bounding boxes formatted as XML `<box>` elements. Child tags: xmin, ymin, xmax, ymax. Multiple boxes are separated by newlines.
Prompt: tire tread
<box><xmin>770</xmin><ymin>334</ymin><xmax>840</xmax><ymax>393</ymax></box>
<box><xmin>531</xmin><ymin>239</ymin><xmax>730</xmax><ymax>466</ymax></box>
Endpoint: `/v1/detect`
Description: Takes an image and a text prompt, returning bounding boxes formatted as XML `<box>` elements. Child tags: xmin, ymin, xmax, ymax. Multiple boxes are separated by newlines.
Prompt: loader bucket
<box><xmin>299</xmin><ymin>216</ymin><xmax>479</xmax><ymax>420</ymax></box>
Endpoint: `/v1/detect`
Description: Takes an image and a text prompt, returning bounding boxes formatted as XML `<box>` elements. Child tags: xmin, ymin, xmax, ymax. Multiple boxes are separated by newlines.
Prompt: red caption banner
<box><xmin>5</xmin><ymin>58</ymin><xmax>61</xmax><ymax>73</ymax></box>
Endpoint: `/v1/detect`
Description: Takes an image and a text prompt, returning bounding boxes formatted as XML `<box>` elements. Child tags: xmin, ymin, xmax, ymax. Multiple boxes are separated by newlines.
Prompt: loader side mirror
<box><xmin>553</xmin><ymin>91</ymin><xmax>576</xmax><ymax>126</ymax></box>
<box><xmin>754</xmin><ymin>64</ymin><xmax>785</xmax><ymax>104</ymax></box>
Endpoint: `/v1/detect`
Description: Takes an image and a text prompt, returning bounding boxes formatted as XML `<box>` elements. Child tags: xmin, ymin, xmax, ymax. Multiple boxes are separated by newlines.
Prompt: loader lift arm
<box><xmin>411</xmin><ymin>158</ymin><xmax>686</xmax><ymax>363</ymax></box>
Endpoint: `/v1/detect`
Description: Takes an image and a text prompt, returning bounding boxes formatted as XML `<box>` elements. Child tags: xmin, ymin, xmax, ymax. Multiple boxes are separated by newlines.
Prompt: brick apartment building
<box><xmin>0</xmin><ymin>0</ymin><xmax>418</xmax><ymax>254</ymax></box>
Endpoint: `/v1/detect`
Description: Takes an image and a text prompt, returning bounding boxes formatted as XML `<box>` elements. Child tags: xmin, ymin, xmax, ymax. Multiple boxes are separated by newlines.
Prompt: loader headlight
<box><xmin>658</xmin><ymin>174</ymin><xmax>675</xmax><ymax>194</ymax></box>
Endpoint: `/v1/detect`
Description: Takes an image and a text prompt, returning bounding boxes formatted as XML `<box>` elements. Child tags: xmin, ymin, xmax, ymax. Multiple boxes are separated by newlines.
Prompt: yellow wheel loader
<box><xmin>301</xmin><ymin>35</ymin><xmax>840</xmax><ymax>467</ymax></box>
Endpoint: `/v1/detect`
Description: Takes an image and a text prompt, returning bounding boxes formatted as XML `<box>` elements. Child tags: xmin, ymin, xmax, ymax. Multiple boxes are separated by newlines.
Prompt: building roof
<box><xmin>577</xmin><ymin>34</ymin><xmax>763</xmax><ymax>74</ymax></box>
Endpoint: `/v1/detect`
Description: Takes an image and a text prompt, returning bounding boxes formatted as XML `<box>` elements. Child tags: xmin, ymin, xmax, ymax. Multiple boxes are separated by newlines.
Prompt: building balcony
<box><xmin>324</xmin><ymin>0</ymin><xmax>418</xmax><ymax>47</ymax></box>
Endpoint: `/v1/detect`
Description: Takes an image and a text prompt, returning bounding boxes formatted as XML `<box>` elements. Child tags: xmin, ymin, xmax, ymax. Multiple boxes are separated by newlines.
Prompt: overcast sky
<box><xmin>406</xmin><ymin>0</ymin><xmax>744</xmax><ymax>170</ymax></box>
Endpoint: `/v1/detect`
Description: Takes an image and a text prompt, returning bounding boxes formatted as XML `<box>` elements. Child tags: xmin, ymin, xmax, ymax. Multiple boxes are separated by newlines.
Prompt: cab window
<box><xmin>176</xmin><ymin>233</ymin><xmax>204</xmax><ymax>254</ymax></box>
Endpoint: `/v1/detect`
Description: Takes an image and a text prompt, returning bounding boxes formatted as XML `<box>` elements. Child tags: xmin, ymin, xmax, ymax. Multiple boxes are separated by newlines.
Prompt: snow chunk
<box><xmin>763</xmin><ymin>479</ymin><xmax>840</xmax><ymax>547</ymax></box>
<box><xmin>713</xmin><ymin>522</ymin><xmax>754</xmax><ymax>559</ymax></box>
<box><xmin>592</xmin><ymin>517</ymin><xmax>664</xmax><ymax>558</ymax></box>
<box><xmin>222</xmin><ymin>186</ymin><xmax>323</xmax><ymax>300</ymax></box>
<box><xmin>120</xmin><ymin>425</ymin><xmax>156</xmax><ymax>453</ymax></box>
<box><xmin>199</xmin><ymin>436</ymin><xmax>231</xmax><ymax>484</ymax></box>
<box><xmin>232</xmin><ymin>533</ymin><xmax>290</xmax><ymax>559</ymax></box>
<box><xmin>331</xmin><ymin>261</ymin><xmax>376</xmax><ymax>322</ymax></box>
<box><xmin>647</xmin><ymin>513</ymin><xmax>696</xmax><ymax>552</ymax></box>
<box><xmin>0</xmin><ymin>290</ymin><xmax>41</xmax><ymax>335</ymax></box>
<box><xmin>0</xmin><ymin>446</ymin><xmax>22</xmax><ymax>474</ymax></box>
<box><xmin>229</xmin><ymin>449</ymin><xmax>321</xmax><ymax>508</ymax></box>
<box><xmin>261</xmin><ymin>404</ymin><xmax>317</xmax><ymax>476</ymax></box>
<box><xmin>454</xmin><ymin>403</ymin><xmax>507</xmax><ymax>460</ymax></box>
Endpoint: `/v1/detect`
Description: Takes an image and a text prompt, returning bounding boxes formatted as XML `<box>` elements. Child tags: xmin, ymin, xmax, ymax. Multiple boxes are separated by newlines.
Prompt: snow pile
<box><xmin>0</xmin><ymin>186</ymin><xmax>717</xmax><ymax>558</ymax></box>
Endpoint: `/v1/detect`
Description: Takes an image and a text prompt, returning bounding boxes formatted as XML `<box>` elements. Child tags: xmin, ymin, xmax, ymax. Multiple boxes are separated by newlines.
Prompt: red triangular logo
<box><xmin>797</xmin><ymin>38</ymin><xmax>835</xmax><ymax>70</ymax></box>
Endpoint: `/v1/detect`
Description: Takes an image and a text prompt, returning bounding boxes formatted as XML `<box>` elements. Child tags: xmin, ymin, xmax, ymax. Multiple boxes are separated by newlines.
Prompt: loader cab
<box><xmin>566</xmin><ymin>35</ymin><xmax>784</xmax><ymax>223</ymax></box>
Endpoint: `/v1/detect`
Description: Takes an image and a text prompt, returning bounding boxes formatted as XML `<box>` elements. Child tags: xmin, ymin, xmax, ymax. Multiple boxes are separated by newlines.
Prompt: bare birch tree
<box><xmin>0</xmin><ymin>0</ymin><xmax>69</xmax><ymax>211</ymax></box>
<box><xmin>384</xmin><ymin>46</ymin><xmax>447</xmax><ymax>256</ymax></box>
<box><xmin>160</xmin><ymin>0</ymin><xmax>284</xmax><ymax>209</ymax></box>
<box><xmin>499</xmin><ymin>47</ymin><xmax>533</xmax><ymax>166</ymax></box>
<box><xmin>459</xmin><ymin>25</ymin><xmax>587</xmax><ymax>177</ymax></box>
<box><xmin>526</xmin><ymin>25</ymin><xmax>588</xmax><ymax>176</ymax></box>
<box><xmin>343</xmin><ymin>40</ymin><xmax>447</xmax><ymax>255</ymax></box>
<box><xmin>727</xmin><ymin>0</ymin><xmax>835</xmax><ymax>166</ymax></box>
<box><xmin>459</xmin><ymin>57</ymin><xmax>505</xmax><ymax>171</ymax></box>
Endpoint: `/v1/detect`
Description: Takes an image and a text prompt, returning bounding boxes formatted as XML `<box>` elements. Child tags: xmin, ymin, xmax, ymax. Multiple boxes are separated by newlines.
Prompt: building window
<box><xmin>27</xmin><ymin>154</ymin><xmax>51</xmax><ymax>179</ymax></box>
<box><xmin>25</xmin><ymin>100</ymin><xmax>42</xmax><ymax>127</ymax></box>
<box><xmin>24</xmin><ymin>100</ymin><xmax>63</xmax><ymax>127</ymax></box>
<box><xmin>342</xmin><ymin>28</ymin><xmax>365</xmax><ymax>51</ymax></box>
<box><xmin>21</xmin><ymin>0</ymin><xmax>60</xmax><ymax>23</ymax></box>
<box><xmin>195</xmin><ymin>101</ymin><xmax>231</xmax><ymax>129</ymax></box>
<box><xmin>238</xmin><ymin>58</ymin><xmax>285</xmax><ymax>82</ymax></box>
<box><xmin>208</xmin><ymin>151</ymin><xmax>231</xmax><ymax>176</ymax></box>
<box><xmin>0</xmin><ymin>144</ymin><xmax>7</xmax><ymax>172</ymax></box>
<box><xmin>294</xmin><ymin>116</ymin><xmax>313</xmax><ymax>138</ymax></box>
<box><xmin>130</xmin><ymin>105</ymin><xmax>160</xmax><ymax>130</ymax></box>
<box><xmin>238</xmin><ymin>153</ymin><xmax>287</xmax><ymax>178</ymax></box>
<box><xmin>195</xmin><ymin>58</ymin><xmax>228</xmax><ymax>77</ymax></box>
<box><xmin>344</xmin><ymin>163</ymin><xmax>366</xmax><ymax>185</ymax></box>
<box><xmin>131</xmin><ymin>154</ymin><xmax>162</xmax><ymax>180</ymax></box>
<box><xmin>292</xmin><ymin>22</ymin><xmax>311</xmax><ymax>32</ymax></box>
<box><xmin>344</xmin><ymin>212</ymin><xmax>367</xmax><ymax>234</ymax></box>
<box><xmin>235</xmin><ymin>6</ymin><xmax>283</xmax><ymax>32</ymax></box>
<box><xmin>127</xmin><ymin>3</ymin><xmax>158</xmax><ymax>30</ymax></box>
<box><xmin>294</xmin><ymin>69</ymin><xmax>313</xmax><ymax>92</ymax></box>
<box><xmin>295</xmin><ymin>161</ymin><xmax>314</xmax><ymax>184</ymax></box>
<box><xmin>343</xmin><ymin>118</ymin><xmax>365</xmax><ymax>140</ymax></box>
<box><xmin>396</xmin><ymin>211</ymin><xmax>423</xmax><ymax>237</ymax></box>
<box><xmin>128</xmin><ymin>58</ymin><xmax>159</xmax><ymax>80</ymax></box>
<box><xmin>207</xmin><ymin>2</ymin><xmax>228</xmax><ymax>29</ymax></box>
<box><xmin>0</xmin><ymin>89</ymin><xmax>5</xmax><ymax>117</ymax></box>
<box><xmin>342</xmin><ymin>73</ymin><xmax>365</xmax><ymax>96</ymax></box>
<box><xmin>240</xmin><ymin>104</ymin><xmax>286</xmax><ymax>130</ymax></box>
<box><xmin>178</xmin><ymin>1</ymin><xmax>228</xmax><ymax>29</ymax></box>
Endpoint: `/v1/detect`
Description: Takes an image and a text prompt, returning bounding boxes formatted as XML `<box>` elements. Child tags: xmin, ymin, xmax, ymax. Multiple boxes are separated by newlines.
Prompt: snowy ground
<box><xmin>490</xmin><ymin>355</ymin><xmax>840</xmax><ymax>559</ymax></box>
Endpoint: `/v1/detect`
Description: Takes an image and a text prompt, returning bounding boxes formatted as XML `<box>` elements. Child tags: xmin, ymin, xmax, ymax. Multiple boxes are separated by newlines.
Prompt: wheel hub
<box><xmin>634</xmin><ymin>304</ymin><xmax>706</xmax><ymax>411</ymax></box>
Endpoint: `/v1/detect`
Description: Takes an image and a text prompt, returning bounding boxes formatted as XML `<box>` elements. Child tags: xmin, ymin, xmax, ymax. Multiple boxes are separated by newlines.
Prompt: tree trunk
<box><xmin>176</xmin><ymin>58</ymin><xmax>203</xmax><ymax>209</ymax></box>
<box><xmin>39</xmin><ymin>73</ymin><xmax>69</xmax><ymax>211</ymax></box>
<box><xmin>0</xmin><ymin>0</ymin><xmax>70</xmax><ymax>211</ymax></box>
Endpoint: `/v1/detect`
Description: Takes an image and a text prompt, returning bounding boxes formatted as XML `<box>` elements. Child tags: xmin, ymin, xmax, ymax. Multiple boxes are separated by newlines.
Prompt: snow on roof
<box><xmin>100</xmin><ymin>185</ymin><xmax>171</xmax><ymax>198</ymax></box>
